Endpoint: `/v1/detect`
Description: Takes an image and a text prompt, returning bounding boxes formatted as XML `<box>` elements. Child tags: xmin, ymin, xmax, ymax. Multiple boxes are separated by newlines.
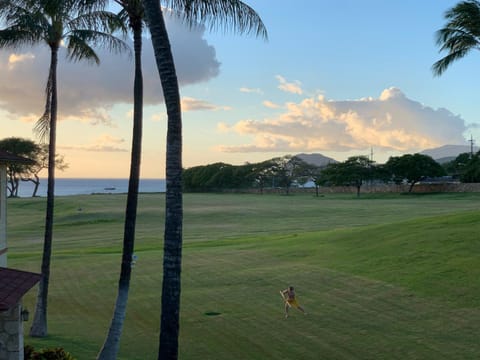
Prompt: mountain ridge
<box><xmin>296</xmin><ymin>144</ymin><xmax>479</xmax><ymax>166</ymax></box>
<box><xmin>420</xmin><ymin>144</ymin><xmax>478</xmax><ymax>163</ymax></box>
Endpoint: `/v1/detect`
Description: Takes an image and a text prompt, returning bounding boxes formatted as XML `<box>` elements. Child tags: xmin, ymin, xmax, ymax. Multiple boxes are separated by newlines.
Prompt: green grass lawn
<box><xmin>7</xmin><ymin>192</ymin><xmax>480</xmax><ymax>359</ymax></box>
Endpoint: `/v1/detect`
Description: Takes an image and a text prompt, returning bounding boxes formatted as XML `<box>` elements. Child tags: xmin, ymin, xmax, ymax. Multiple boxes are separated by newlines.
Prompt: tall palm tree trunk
<box><xmin>142</xmin><ymin>1</ymin><xmax>183</xmax><ymax>358</ymax></box>
<box><xmin>97</xmin><ymin>23</ymin><xmax>144</xmax><ymax>360</ymax></box>
<box><xmin>30</xmin><ymin>45</ymin><xmax>59</xmax><ymax>337</ymax></box>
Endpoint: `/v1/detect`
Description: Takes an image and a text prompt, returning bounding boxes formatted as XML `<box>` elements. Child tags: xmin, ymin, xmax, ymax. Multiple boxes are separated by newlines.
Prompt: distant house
<box><xmin>0</xmin><ymin>150</ymin><xmax>40</xmax><ymax>360</ymax></box>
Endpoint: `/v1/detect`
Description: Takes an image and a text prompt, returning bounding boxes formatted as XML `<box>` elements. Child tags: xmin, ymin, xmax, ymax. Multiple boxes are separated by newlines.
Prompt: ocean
<box><xmin>15</xmin><ymin>178</ymin><xmax>166</xmax><ymax>198</ymax></box>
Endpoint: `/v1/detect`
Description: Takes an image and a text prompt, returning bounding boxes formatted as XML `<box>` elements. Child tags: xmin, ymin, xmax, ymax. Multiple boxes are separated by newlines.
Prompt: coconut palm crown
<box><xmin>433</xmin><ymin>0</ymin><xmax>480</xmax><ymax>76</ymax></box>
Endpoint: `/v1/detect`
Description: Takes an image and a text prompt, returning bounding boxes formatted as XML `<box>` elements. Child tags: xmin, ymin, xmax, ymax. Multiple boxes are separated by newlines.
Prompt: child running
<box><xmin>280</xmin><ymin>286</ymin><xmax>306</xmax><ymax>318</ymax></box>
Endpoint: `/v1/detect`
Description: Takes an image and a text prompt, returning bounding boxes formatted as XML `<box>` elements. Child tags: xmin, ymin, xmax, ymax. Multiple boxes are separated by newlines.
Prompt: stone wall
<box><xmin>0</xmin><ymin>303</ymin><xmax>23</xmax><ymax>360</ymax></box>
<box><xmin>240</xmin><ymin>182</ymin><xmax>480</xmax><ymax>194</ymax></box>
<box><xmin>319</xmin><ymin>182</ymin><xmax>480</xmax><ymax>194</ymax></box>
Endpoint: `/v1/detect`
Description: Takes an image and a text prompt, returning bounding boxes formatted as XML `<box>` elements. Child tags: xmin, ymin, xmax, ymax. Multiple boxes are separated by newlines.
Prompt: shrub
<box><xmin>24</xmin><ymin>346</ymin><xmax>75</xmax><ymax>360</ymax></box>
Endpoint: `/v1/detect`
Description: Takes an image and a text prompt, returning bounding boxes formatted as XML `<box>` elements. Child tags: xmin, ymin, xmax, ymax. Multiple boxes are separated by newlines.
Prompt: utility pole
<box><xmin>469</xmin><ymin>135</ymin><xmax>475</xmax><ymax>158</ymax></box>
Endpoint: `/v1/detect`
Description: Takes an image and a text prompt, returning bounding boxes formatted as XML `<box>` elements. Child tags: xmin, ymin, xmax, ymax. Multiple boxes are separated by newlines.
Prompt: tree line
<box><xmin>6</xmin><ymin>138</ymin><xmax>479</xmax><ymax>199</ymax></box>
<box><xmin>183</xmin><ymin>151</ymin><xmax>480</xmax><ymax>196</ymax></box>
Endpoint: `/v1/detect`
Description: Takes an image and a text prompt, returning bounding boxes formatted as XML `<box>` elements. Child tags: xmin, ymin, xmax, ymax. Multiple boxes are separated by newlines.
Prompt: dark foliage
<box><xmin>24</xmin><ymin>345</ymin><xmax>75</xmax><ymax>360</ymax></box>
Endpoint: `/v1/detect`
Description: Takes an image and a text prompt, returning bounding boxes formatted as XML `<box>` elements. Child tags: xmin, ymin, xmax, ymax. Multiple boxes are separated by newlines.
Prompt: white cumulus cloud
<box><xmin>219</xmin><ymin>87</ymin><xmax>467</xmax><ymax>154</ymax></box>
<box><xmin>262</xmin><ymin>100</ymin><xmax>281</xmax><ymax>109</ymax></box>
<box><xmin>275</xmin><ymin>75</ymin><xmax>303</xmax><ymax>95</ymax></box>
<box><xmin>0</xmin><ymin>15</ymin><xmax>220</xmax><ymax>125</ymax></box>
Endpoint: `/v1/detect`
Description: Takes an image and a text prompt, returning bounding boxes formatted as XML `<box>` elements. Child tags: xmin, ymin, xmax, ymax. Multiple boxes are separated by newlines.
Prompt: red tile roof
<box><xmin>0</xmin><ymin>268</ymin><xmax>41</xmax><ymax>311</ymax></box>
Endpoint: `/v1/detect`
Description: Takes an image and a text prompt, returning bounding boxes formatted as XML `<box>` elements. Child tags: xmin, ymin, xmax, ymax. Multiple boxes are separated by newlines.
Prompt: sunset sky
<box><xmin>2</xmin><ymin>0</ymin><xmax>479</xmax><ymax>178</ymax></box>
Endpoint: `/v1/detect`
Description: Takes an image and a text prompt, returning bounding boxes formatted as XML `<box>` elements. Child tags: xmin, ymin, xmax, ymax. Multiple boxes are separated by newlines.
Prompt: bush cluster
<box><xmin>24</xmin><ymin>345</ymin><xmax>75</xmax><ymax>360</ymax></box>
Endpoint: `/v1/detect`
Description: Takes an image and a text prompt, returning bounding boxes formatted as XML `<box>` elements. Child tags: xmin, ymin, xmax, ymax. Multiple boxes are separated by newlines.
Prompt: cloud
<box><xmin>181</xmin><ymin>97</ymin><xmax>231</xmax><ymax>111</ymax></box>
<box><xmin>217</xmin><ymin>122</ymin><xmax>231</xmax><ymax>133</ymax></box>
<box><xmin>59</xmin><ymin>134</ymin><xmax>127</xmax><ymax>152</ymax></box>
<box><xmin>8</xmin><ymin>53</ymin><xmax>35</xmax><ymax>69</ymax></box>
<box><xmin>219</xmin><ymin>87</ymin><xmax>467</xmax><ymax>154</ymax></box>
<box><xmin>240</xmin><ymin>87</ymin><xmax>263</xmax><ymax>95</ymax></box>
<box><xmin>275</xmin><ymin>75</ymin><xmax>303</xmax><ymax>95</ymax></box>
<box><xmin>0</xmin><ymin>15</ymin><xmax>220</xmax><ymax>124</ymax></box>
<box><xmin>151</xmin><ymin>113</ymin><xmax>164</xmax><ymax>122</ymax></box>
<box><xmin>263</xmin><ymin>100</ymin><xmax>281</xmax><ymax>109</ymax></box>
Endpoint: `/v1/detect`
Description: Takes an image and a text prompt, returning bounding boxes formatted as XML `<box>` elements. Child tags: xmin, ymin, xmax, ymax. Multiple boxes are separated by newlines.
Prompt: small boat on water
<box><xmin>104</xmin><ymin>187</ymin><xmax>116</xmax><ymax>191</ymax></box>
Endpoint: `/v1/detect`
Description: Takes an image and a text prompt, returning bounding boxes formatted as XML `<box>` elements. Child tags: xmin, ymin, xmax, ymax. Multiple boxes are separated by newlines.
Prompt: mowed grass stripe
<box><xmin>7</xmin><ymin>193</ymin><xmax>480</xmax><ymax>359</ymax></box>
<box><xmin>181</xmin><ymin>241</ymin><xmax>480</xmax><ymax>359</ymax></box>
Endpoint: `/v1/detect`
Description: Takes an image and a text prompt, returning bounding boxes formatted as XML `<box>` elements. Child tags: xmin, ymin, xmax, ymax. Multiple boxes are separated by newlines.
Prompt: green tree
<box><xmin>304</xmin><ymin>164</ymin><xmax>325</xmax><ymax>197</ymax></box>
<box><xmin>459</xmin><ymin>151</ymin><xmax>480</xmax><ymax>182</ymax></box>
<box><xmin>443</xmin><ymin>152</ymin><xmax>471</xmax><ymax>177</ymax></box>
<box><xmin>270</xmin><ymin>155</ymin><xmax>309</xmax><ymax>195</ymax></box>
<box><xmin>0</xmin><ymin>0</ymin><xmax>126</xmax><ymax>337</ymax></box>
<box><xmin>432</xmin><ymin>0</ymin><xmax>480</xmax><ymax>76</ymax></box>
<box><xmin>182</xmin><ymin>162</ymin><xmax>263</xmax><ymax>192</ymax></box>
<box><xmin>321</xmin><ymin>156</ymin><xmax>374</xmax><ymax>197</ymax></box>
<box><xmin>385</xmin><ymin>153</ymin><xmax>446</xmax><ymax>192</ymax></box>
<box><xmin>182</xmin><ymin>163</ymin><xmax>231</xmax><ymax>191</ymax></box>
<box><xmin>0</xmin><ymin>137</ymin><xmax>39</xmax><ymax>197</ymax></box>
<box><xmin>250</xmin><ymin>159</ymin><xmax>276</xmax><ymax>194</ymax></box>
<box><xmin>0</xmin><ymin>138</ymin><xmax>68</xmax><ymax>197</ymax></box>
<box><xmin>22</xmin><ymin>144</ymin><xmax>68</xmax><ymax>197</ymax></box>
<box><xmin>142</xmin><ymin>1</ymin><xmax>266</xmax><ymax>358</ymax></box>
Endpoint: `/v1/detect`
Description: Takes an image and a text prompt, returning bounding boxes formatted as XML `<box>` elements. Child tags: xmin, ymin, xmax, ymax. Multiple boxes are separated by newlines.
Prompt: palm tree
<box><xmin>142</xmin><ymin>0</ymin><xmax>266</xmax><ymax>358</ymax></box>
<box><xmin>432</xmin><ymin>0</ymin><xmax>480</xmax><ymax>76</ymax></box>
<box><xmin>96</xmin><ymin>1</ymin><xmax>146</xmax><ymax>358</ymax></box>
<box><xmin>0</xmin><ymin>0</ymin><xmax>127</xmax><ymax>337</ymax></box>
<box><xmin>99</xmin><ymin>1</ymin><xmax>265</xmax><ymax>358</ymax></box>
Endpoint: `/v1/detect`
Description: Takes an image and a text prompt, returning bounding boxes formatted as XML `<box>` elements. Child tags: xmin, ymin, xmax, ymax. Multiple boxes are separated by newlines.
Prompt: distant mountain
<box><xmin>420</xmin><ymin>144</ymin><xmax>479</xmax><ymax>163</ymax></box>
<box><xmin>296</xmin><ymin>153</ymin><xmax>338</xmax><ymax>167</ymax></box>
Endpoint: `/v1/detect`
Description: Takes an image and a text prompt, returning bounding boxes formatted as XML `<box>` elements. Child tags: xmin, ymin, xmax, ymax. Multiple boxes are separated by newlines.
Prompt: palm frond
<box><xmin>66</xmin><ymin>32</ymin><xmax>100</xmax><ymax>64</ymax></box>
<box><xmin>0</xmin><ymin>1</ymin><xmax>53</xmax><ymax>48</ymax></box>
<box><xmin>161</xmin><ymin>0</ymin><xmax>268</xmax><ymax>40</ymax></box>
<box><xmin>34</xmin><ymin>67</ymin><xmax>54</xmax><ymax>143</ymax></box>
<box><xmin>67</xmin><ymin>29</ymin><xmax>130</xmax><ymax>59</ymax></box>
<box><xmin>116</xmin><ymin>8</ymin><xmax>130</xmax><ymax>28</ymax></box>
<box><xmin>0</xmin><ymin>28</ymin><xmax>41</xmax><ymax>48</ymax></box>
<box><xmin>68</xmin><ymin>10</ymin><xmax>129</xmax><ymax>35</ymax></box>
<box><xmin>432</xmin><ymin>48</ymin><xmax>472</xmax><ymax>76</ymax></box>
<box><xmin>433</xmin><ymin>0</ymin><xmax>480</xmax><ymax>75</ymax></box>
<box><xmin>34</xmin><ymin>112</ymin><xmax>51</xmax><ymax>143</ymax></box>
<box><xmin>74</xmin><ymin>0</ymin><xmax>110</xmax><ymax>14</ymax></box>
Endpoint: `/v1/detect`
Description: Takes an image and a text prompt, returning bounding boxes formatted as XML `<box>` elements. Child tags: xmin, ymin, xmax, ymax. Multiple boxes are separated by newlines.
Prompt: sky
<box><xmin>2</xmin><ymin>0</ymin><xmax>480</xmax><ymax>178</ymax></box>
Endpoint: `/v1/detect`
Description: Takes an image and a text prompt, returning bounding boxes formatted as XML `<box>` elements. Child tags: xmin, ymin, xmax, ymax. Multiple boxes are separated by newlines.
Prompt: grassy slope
<box><xmin>7</xmin><ymin>192</ymin><xmax>480</xmax><ymax>359</ymax></box>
